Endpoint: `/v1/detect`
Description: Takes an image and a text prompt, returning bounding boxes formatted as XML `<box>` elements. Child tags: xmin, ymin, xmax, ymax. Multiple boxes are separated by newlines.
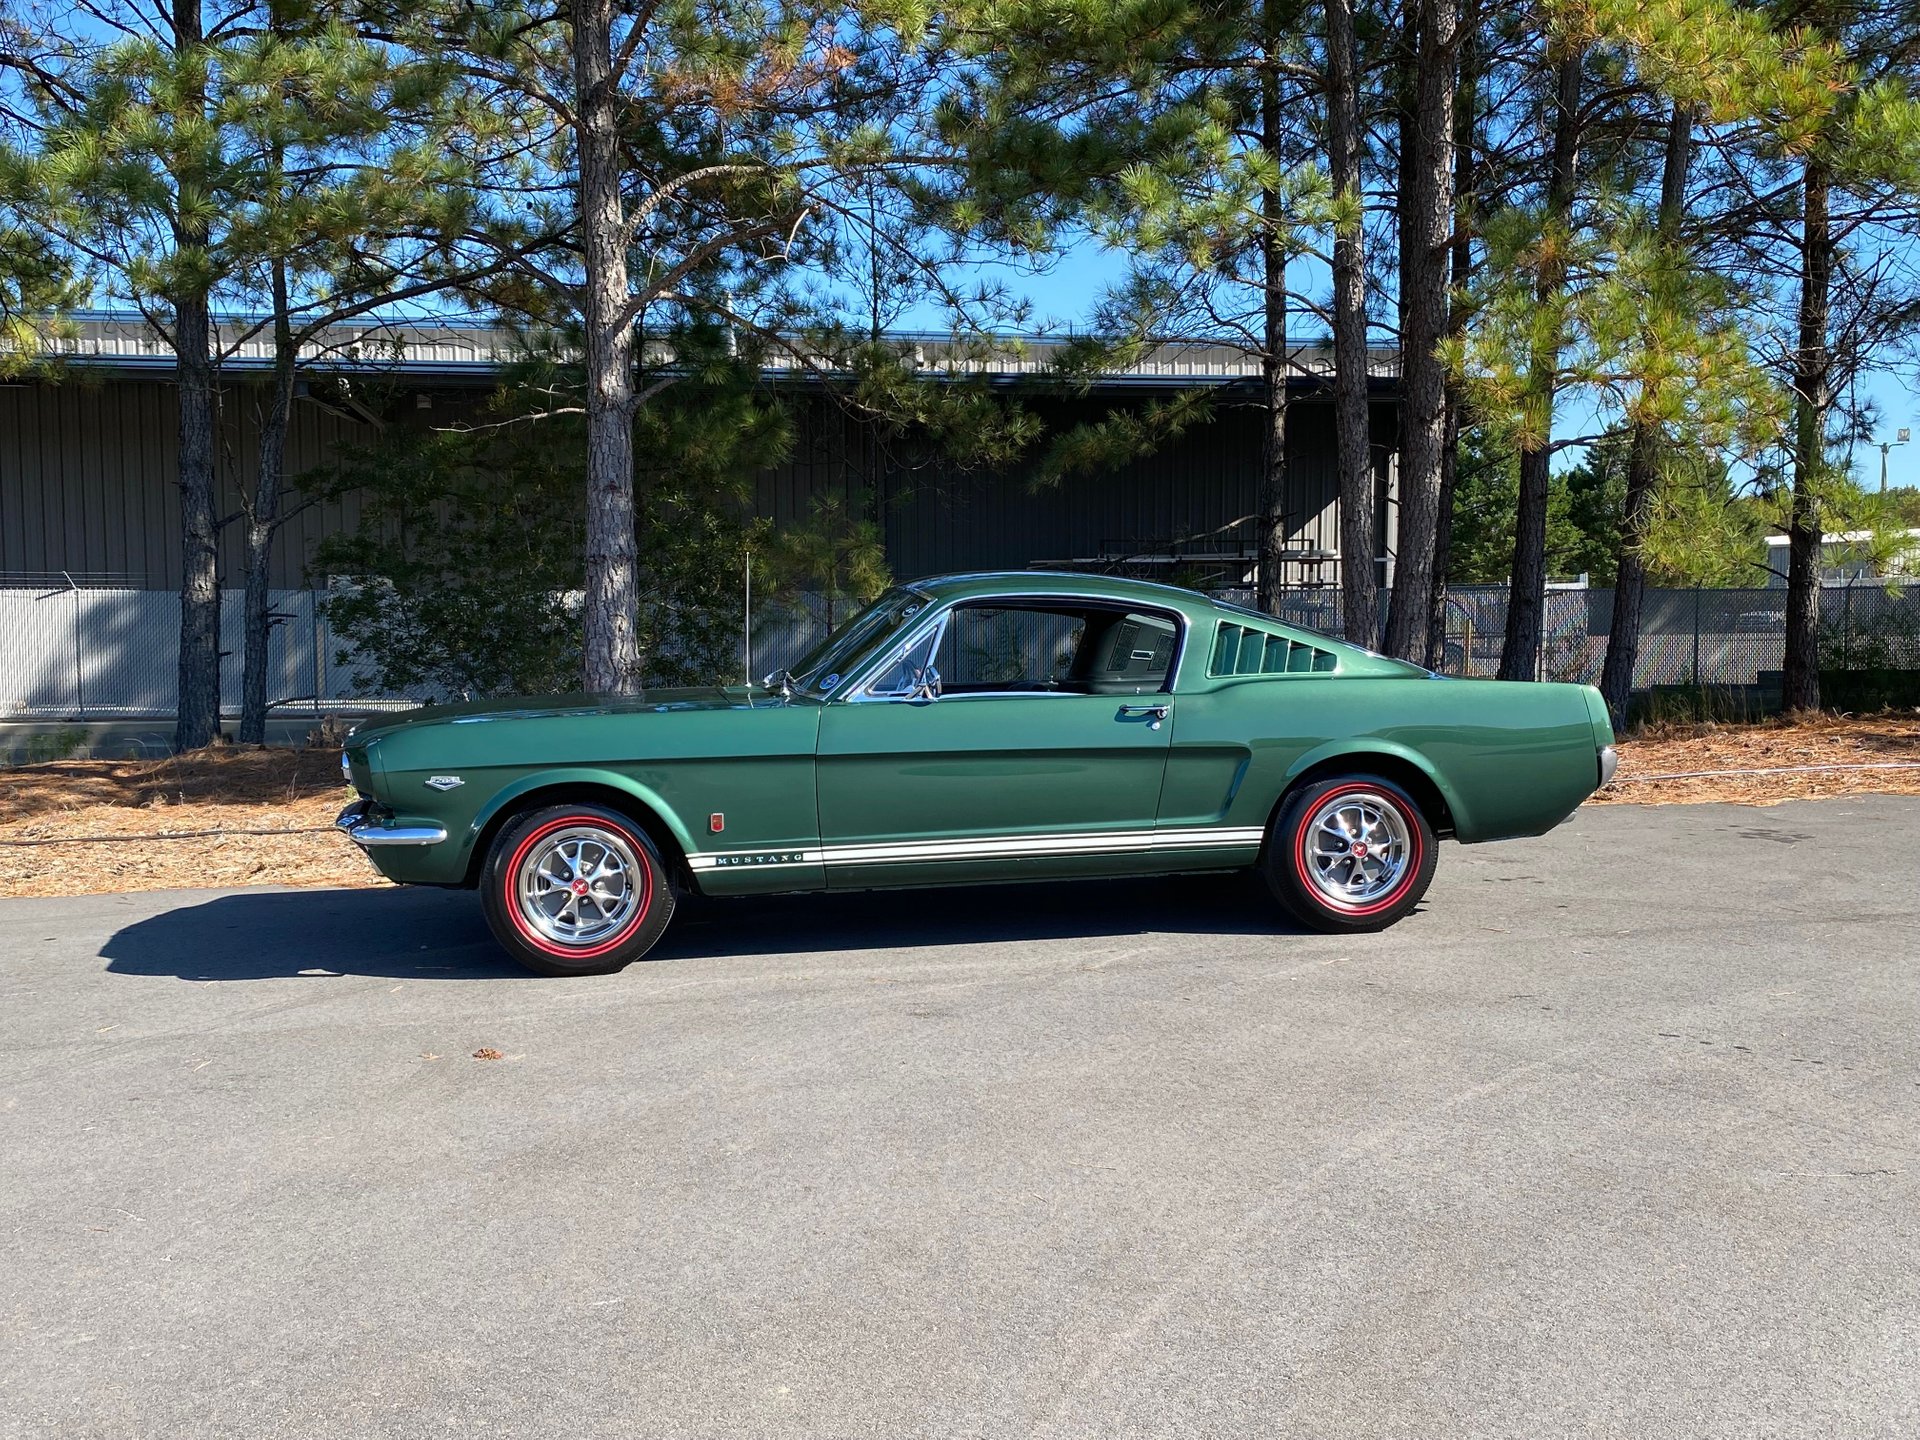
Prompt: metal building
<box><xmin>1</xmin><ymin>314</ymin><xmax>1401</xmax><ymax>595</ymax></box>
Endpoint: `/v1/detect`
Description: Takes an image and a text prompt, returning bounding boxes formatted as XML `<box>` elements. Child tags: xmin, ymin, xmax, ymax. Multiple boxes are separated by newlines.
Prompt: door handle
<box><xmin>1118</xmin><ymin>703</ymin><xmax>1170</xmax><ymax>730</ymax></box>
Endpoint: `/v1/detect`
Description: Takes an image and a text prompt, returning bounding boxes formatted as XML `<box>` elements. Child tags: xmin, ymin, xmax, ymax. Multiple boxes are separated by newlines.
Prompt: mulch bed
<box><xmin>1593</xmin><ymin>712</ymin><xmax>1920</xmax><ymax>807</ymax></box>
<box><xmin>0</xmin><ymin>748</ymin><xmax>380</xmax><ymax>899</ymax></box>
<box><xmin>4</xmin><ymin>714</ymin><xmax>1919</xmax><ymax>899</ymax></box>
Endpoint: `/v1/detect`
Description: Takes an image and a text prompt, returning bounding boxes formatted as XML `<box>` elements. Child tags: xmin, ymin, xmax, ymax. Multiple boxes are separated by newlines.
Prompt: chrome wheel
<box><xmin>514</xmin><ymin>825</ymin><xmax>645</xmax><ymax>948</ymax></box>
<box><xmin>1303</xmin><ymin>791</ymin><xmax>1411</xmax><ymax>909</ymax></box>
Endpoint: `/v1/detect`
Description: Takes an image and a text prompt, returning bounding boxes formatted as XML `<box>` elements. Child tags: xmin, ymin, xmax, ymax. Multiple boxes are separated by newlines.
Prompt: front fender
<box><xmin>358</xmin><ymin>766</ymin><xmax>700</xmax><ymax>888</ymax></box>
<box><xmin>463</xmin><ymin>767</ymin><xmax>698</xmax><ymax>867</ymax></box>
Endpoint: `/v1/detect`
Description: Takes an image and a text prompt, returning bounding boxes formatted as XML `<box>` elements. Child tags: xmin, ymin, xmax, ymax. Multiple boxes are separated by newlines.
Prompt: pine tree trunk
<box><xmin>1255</xmin><ymin>17</ymin><xmax>1291</xmax><ymax>617</ymax></box>
<box><xmin>240</xmin><ymin>260</ymin><xmax>296</xmax><ymax>745</ymax></box>
<box><xmin>1600</xmin><ymin>423</ymin><xmax>1662</xmax><ymax>716</ymax></box>
<box><xmin>1498</xmin><ymin>47</ymin><xmax>1582</xmax><ymax>682</ymax></box>
<box><xmin>171</xmin><ymin>0</ymin><xmax>219</xmax><ymax>752</ymax></box>
<box><xmin>1257</xmin><ymin>243</ymin><xmax>1290</xmax><ymax>616</ymax></box>
<box><xmin>576</xmin><ymin>0</ymin><xmax>642</xmax><ymax>693</ymax></box>
<box><xmin>1425</xmin><ymin>4</ymin><xmax>1477</xmax><ymax>671</ymax></box>
<box><xmin>1380</xmin><ymin>0</ymin><xmax>1457</xmax><ymax>660</ymax></box>
<box><xmin>1326</xmin><ymin>0</ymin><xmax>1375</xmax><ymax>646</ymax></box>
<box><xmin>173</xmin><ymin>290</ymin><xmax>220</xmax><ymax>751</ymax></box>
<box><xmin>1427</xmin><ymin>396</ymin><xmax>1460</xmax><ymax>668</ymax></box>
<box><xmin>1502</xmin><ymin>456</ymin><xmax>1551</xmax><ymax>680</ymax></box>
<box><xmin>1783</xmin><ymin>158</ymin><xmax>1831</xmax><ymax>713</ymax></box>
<box><xmin>1599</xmin><ymin>104</ymin><xmax>1692</xmax><ymax>727</ymax></box>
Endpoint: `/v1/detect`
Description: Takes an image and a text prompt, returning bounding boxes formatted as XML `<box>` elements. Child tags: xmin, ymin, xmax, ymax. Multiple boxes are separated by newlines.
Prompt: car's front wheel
<box><xmin>480</xmin><ymin>803</ymin><xmax>676</xmax><ymax>975</ymax></box>
<box><xmin>1263</xmin><ymin>775</ymin><xmax>1436</xmax><ymax>933</ymax></box>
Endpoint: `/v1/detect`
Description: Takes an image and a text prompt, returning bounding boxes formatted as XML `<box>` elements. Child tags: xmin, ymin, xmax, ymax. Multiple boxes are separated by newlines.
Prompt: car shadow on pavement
<box><xmin>658</xmin><ymin>871</ymin><xmax>1302</xmax><ymax>963</ymax></box>
<box><xmin>101</xmin><ymin>886</ymin><xmax>512</xmax><ymax>982</ymax></box>
<box><xmin>100</xmin><ymin>872</ymin><xmax>1304</xmax><ymax>981</ymax></box>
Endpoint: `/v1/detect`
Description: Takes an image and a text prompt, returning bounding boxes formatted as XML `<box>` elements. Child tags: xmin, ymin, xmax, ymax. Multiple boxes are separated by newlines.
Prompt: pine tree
<box><xmin>1422</xmin><ymin>0</ymin><xmax>1483</xmax><ymax>668</ymax></box>
<box><xmin>936</xmin><ymin>0</ymin><xmax>1330</xmax><ymax>615</ymax></box>
<box><xmin>2</xmin><ymin>0</ymin><xmax>544</xmax><ymax>743</ymax></box>
<box><xmin>1768</xmin><ymin>9</ymin><xmax>1920</xmax><ymax>710</ymax></box>
<box><xmin>1595</xmin><ymin>101</ymin><xmax>1693</xmax><ymax>722</ymax></box>
<box><xmin>1326</xmin><ymin>0</ymin><xmax>1377</xmax><ymax>643</ymax></box>
<box><xmin>2</xmin><ymin>0</ymin><xmax>240</xmax><ymax>747</ymax></box>
<box><xmin>1380</xmin><ymin>0</ymin><xmax>1459</xmax><ymax>660</ymax></box>
<box><xmin>1444</xmin><ymin>0</ymin><xmax>1851</xmax><ymax>692</ymax></box>
<box><xmin>439</xmin><ymin>0</ymin><xmax>1019</xmax><ymax>693</ymax></box>
<box><xmin>1583</xmin><ymin>0</ymin><xmax>1843</xmax><ymax>719</ymax></box>
<box><xmin>0</xmin><ymin>160</ymin><xmax>77</xmax><ymax>371</ymax></box>
<box><xmin>216</xmin><ymin>4</ymin><xmax>542</xmax><ymax>742</ymax></box>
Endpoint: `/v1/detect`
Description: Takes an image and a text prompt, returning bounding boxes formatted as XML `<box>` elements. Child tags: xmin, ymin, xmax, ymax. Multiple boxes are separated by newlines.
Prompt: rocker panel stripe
<box><xmin>685</xmin><ymin>827</ymin><xmax>1264</xmax><ymax>871</ymax></box>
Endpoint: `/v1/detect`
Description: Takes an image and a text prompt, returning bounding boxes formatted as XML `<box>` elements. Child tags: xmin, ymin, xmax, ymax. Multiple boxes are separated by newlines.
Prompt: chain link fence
<box><xmin>4</xmin><ymin>578</ymin><xmax>1918</xmax><ymax>724</ymax></box>
<box><xmin>0</xmin><ymin>581</ymin><xmax>434</xmax><ymax>722</ymax></box>
<box><xmin>1246</xmin><ymin>582</ymin><xmax>1920</xmax><ymax>692</ymax></box>
<box><xmin>0</xmin><ymin>581</ymin><xmax>846</xmax><ymax>722</ymax></box>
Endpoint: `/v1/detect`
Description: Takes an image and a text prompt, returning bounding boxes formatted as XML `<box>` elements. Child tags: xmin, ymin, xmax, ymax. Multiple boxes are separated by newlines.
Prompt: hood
<box><xmin>348</xmin><ymin>685</ymin><xmax>781</xmax><ymax>744</ymax></box>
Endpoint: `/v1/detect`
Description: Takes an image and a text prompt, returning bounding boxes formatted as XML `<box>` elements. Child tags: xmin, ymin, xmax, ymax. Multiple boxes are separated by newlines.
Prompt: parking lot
<box><xmin>3</xmin><ymin>797</ymin><xmax>1917</xmax><ymax>1439</ymax></box>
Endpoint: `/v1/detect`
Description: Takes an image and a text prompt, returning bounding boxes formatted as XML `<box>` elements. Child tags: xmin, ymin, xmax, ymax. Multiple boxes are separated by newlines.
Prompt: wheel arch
<box><xmin>1272</xmin><ymin>744</ymin><xmax>1461</xmax><ymax>840</ymax></box>
<box><xmin>461</xmin><ymin>771</ymin><xmax>696</xmax><ymax>890</ymax></box>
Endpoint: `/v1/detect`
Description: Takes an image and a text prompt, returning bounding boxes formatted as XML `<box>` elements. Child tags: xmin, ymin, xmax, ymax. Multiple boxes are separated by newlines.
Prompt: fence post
<box><xmin>1692</xmin><ymin>583</ymin><xmax>1702</xmax><ymax>685</ymax></box>
<box><xmin>1843</xmin><ymin>577</ymin><xmax>1854</xmax><ymax>664</ymax></box>
<box><xmin>63</xmin><ymin>571</ymin><xmax>85</xmax><ymax>720</ymax></box>
<box><xmin>311</xmin><ymin>589</ymin><xmax>325</xmax><ymax>715</ymax></box>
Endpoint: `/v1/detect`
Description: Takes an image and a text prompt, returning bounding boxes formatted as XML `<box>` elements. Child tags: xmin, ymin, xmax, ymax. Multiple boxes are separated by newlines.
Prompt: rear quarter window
<box><xmin>1208</xmin><ymin>620</ymin><xmax>1339</xmax><ymax>677</ymax></box>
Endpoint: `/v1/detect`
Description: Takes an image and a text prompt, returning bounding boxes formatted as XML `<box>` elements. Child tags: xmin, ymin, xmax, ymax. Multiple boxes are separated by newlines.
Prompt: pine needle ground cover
<box><xmin>1597</xmin><ymin>713</ymin><xmax>1920</xmax><ymax>806</ymax></box>
<box><xmin>2</xmin><ymin>719</ymin><xmax>1919</xmax><ymax>899</ymax></box>
<box><xmin>0</xmin><ymin>749</ymin><xmax>379</xmax><ymax>899</ymax></box>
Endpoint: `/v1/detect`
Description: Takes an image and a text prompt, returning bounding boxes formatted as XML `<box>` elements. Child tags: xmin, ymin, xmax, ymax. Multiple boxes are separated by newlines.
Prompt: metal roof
<box><xmin>27</xmin><ymin>313</ymin><xmax>1400</xmax><ymax>388</ymax></box>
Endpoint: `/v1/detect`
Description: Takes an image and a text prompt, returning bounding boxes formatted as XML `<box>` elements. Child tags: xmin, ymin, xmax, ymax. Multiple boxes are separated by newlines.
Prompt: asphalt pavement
<box><xmin>2</xmin><ymin>797</ymin><xmax>1917</xmax><ymax>1439</ymax></box>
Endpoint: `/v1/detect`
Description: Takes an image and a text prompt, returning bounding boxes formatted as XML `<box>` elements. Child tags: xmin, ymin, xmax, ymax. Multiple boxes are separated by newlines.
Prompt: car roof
<box><xmin>906</xmin><ymin>570</ymin><xmax>1221</xmax><ymax>613</ymax></box>
<box><xmin>899</xmin><ymin>570</ymin><xmax>1424</xmax><ymax>678</ymax></box>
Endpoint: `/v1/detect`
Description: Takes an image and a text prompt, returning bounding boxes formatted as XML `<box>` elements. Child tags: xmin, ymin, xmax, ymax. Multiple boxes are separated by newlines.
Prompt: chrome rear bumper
<box><xmin>1598</xmin><ymin>744</ymin><xmax>1619</xmax><ymax>787</ymax></box>
<box><xmin>335</xmin><ymin>799</ymin><xmax>448</xmax><ymax>848</ymax></box>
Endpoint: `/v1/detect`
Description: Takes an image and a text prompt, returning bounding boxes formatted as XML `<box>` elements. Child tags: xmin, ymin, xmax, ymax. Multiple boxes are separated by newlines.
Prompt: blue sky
<box><xmin>911</xmin><ymin>242</ymin><xmax>1920</xmax><ymax>493</ymax></box>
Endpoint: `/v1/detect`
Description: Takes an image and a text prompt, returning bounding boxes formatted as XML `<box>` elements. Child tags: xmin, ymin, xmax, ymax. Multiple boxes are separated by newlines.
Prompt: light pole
<box><xmin>1880</xmin><ymin>427</ymin><xmax>1910</xmax><ymax>493</ymax></box>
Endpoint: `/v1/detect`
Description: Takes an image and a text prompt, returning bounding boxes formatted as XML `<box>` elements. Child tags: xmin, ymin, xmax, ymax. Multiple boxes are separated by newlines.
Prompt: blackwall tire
<box><xmin>480</xmin><ymin>803</ymin><xmax>676</xmax><ymax>975</ymax></box>
<box><xmin>1262</xmin><ymin>775</ymin><xmax>1436</xmax><ymax>934</ymax></box>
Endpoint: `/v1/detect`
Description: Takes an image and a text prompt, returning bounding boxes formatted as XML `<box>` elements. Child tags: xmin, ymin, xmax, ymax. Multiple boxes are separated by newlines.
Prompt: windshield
<box><xmin>780</xmin><ymin>588</ymin><xmax>932</xmax><ymax>695</ymax></box>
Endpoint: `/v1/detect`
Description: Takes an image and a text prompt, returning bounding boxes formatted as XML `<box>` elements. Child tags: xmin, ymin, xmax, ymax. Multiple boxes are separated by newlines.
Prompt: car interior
<box><xmin>868</xmin><ymin>603</ymin><xmax>1180</xmax><ymax>698</ymax></box>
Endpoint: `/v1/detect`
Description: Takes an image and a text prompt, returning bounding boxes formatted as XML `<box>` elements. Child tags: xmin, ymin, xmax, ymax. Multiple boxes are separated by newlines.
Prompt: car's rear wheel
<box><xmin>480</xmin><ymin>804</ymin><xmax>676</xmax><ymax>975</ymax></box>
<box><xmin>1263</xmin><ymin>775</ymin><xmax>1436</xmax><ymax>933</ymax></box>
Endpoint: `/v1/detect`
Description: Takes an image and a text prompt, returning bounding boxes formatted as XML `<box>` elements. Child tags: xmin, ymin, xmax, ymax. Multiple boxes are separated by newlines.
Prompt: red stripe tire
<box><xmin>480</xmin><ymin>803</ymin><xmax>677</xmax><ymax>975</ymax></box>
<box><xmin>1262</xmin><ymin>775</ymin><xmax>1437</xmax><ymax>934</ymax></box>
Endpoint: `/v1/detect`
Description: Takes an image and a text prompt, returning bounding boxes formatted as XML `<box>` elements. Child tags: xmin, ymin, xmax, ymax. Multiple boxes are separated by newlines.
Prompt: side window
<box><xmin>936</xmin><ymin>607</ymin><xmax>1086</xmax><ymax>692</ymax></box>
<box><xmin>865</xmin><ymin>625</ymin><xmax>942</xmax><ymax>698</ymax></box>
<box><xmin>1082</xmin><ymin>611</ymin><xmax>1177</xmax><ymax>692</ymax></box>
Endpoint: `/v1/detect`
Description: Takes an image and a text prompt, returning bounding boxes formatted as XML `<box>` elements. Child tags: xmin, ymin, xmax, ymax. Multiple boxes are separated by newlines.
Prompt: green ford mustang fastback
<box><xmin>336</xmin><ymin>571</ymin><xmax>1616</xmax><ymax>974</ymax></box>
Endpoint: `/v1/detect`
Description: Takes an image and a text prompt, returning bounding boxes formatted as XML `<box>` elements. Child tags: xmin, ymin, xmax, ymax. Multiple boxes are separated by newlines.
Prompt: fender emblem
<box><xmin>424</xmin><ymin>775</ymin><xmax>465</xmax><ymax>791</ymax></box>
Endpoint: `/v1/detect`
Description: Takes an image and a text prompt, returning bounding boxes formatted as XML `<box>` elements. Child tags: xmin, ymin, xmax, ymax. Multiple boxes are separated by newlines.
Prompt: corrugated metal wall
<box><xmin>2</xmin><ymin>377</ymin><xmax>1386</xmax><ymax>591</ymax></box>
<box><xmin>0</xmin><ymin>380</ymin><xmax>385</xmax><ymax>589</ymax></box>
<box><xmin>756</xmin><ymin>394</ymin><xmax>1397</xmax><ymax>581</ymax></box>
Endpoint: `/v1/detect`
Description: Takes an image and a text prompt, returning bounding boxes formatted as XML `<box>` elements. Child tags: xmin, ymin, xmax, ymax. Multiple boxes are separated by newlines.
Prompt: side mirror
<box><xmin>911</xmin><ymin>665</ymin><xmax>942</xmax><ymax>702</ymax></box>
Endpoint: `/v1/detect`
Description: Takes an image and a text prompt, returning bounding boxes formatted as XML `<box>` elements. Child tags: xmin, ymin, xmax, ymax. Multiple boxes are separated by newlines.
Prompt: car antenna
<box><xmin>743</xmin><ymin>547</ymin><xmax>753</xmax><ymax>686</ymax></box>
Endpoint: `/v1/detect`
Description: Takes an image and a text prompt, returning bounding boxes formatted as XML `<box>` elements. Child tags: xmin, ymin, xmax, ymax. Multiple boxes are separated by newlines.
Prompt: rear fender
<box><xmin>1280</xmin><ymin>738</ymin><xmax>1472</xmax><ymax>837</ymax></box>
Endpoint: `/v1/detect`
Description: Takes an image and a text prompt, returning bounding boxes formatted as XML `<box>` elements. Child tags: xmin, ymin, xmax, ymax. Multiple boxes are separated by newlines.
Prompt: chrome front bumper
<box><xmin>1598</xmin><ymin>744</ymin><xmax>1619</xmax><ymax>787</ymax></box>
<box><xmin>335</xmin><ymin>799</ymin><xmax>448</xmax><ymax>848</ymax></box>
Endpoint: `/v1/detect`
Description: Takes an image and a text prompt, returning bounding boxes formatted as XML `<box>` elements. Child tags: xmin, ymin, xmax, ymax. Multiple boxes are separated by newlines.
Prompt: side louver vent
<box><xmin>1208</xmin><ymin>622</ymin><xmax>1339</xmax><ymax>678</ymax></box>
